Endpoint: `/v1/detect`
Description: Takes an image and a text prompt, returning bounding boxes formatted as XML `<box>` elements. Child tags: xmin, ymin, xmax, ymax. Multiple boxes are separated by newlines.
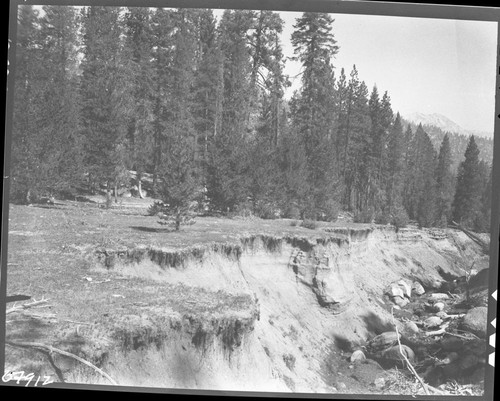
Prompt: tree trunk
<box><xmin>114</xmin><ymin>181</ymin><xmax>118</xmax><ymax>203</ymax></box>
<box><xmin>137</xmin><ymin>178</ymin><xmax>144</xmax><ymax>199</ymax></box>
<box><xmin>175</xmin><ymin>211</ymin><xmax>181</xmax><ymax>231</ymax></box>
<box><xmin>105</xmin><ymin>186</ymin><xmax>112</xmax><ymax>209</ymax></box>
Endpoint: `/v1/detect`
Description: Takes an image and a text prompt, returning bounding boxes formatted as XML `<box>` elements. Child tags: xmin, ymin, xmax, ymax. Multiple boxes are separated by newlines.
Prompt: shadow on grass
<box><xmin>130</xmin><ymin>226</ymin><xmax>175</xmax><ymax>233</ymax></box>
<box><xmin>6</xmin><ymin>317</ymin><xmax>51</xmax><ymax>342</ymax></box>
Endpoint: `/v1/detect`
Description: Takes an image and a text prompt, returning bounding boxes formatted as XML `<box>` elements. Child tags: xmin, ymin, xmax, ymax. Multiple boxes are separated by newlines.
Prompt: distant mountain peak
<box><xmin>405</xmin><ymin>112</ymin><xmax>468</xmax><ymax>135</ymax></box>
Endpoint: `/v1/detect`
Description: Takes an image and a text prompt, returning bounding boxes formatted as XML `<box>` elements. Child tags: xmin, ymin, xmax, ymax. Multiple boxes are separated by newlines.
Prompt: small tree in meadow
<box><xmin>155</xmin><ymin>139</ymin><xmax>201</xmax><ymax>231</ymax></box>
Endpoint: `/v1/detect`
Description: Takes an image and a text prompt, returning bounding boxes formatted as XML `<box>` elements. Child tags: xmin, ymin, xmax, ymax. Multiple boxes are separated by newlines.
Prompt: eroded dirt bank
<box><xmin>81</xmin><ymin>225</ymin><xmax>489</xmax><ymax>393</ymax></box>
<box><xmin>4</xmin><ymin>200</ymin><xmax>490</xmax><ymax>394</ymax></box>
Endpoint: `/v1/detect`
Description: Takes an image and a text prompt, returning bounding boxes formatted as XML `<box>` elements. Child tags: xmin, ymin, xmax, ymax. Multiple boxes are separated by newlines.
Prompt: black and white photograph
<box><xmin>1</xmin><ymin>0</ymin><xmax>499</xmax><ymax>398</ymax></box>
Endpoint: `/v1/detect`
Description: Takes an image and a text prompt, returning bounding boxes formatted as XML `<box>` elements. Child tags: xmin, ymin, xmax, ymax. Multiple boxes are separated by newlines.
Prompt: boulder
<box><xmin>440</xmin><ymin>336</ymin><xmax>464</xmax><ymax>352</ymax></box>
<box><xmin>403</xmin><ymin>321</ymin><xmax>419</xmax><ymax>335</ymax></box>
<box><xmin>460</xmin><ymin>306</ymin><xmax>488</xmax><ymax>338</ymax></box>
<box><xmin>424</xmin><ymin>316</ymin><xmax>443</xmax><ymax>329</ymax></box>
<box><xmin>398</xmin><ymin>280</ymin><xmax>412</xmax><ymax>298</ymax></box>
<box><xmin>412</xmin><ymin>281</ymin><xmax>425</xmax><ymax>296</ymax></box>
<box><xmin>392</xmin><ymin>295</ymin><xmax>409</xmax><ymax>308</ymax></box>
<box><xmin>385</xmin><ymin>285</ymin><xmax>405</xmax><ymax>298</ymax></box>
<box><xmin>429</xmin><ymin>302</ymin><xmax>445</xmax><ymax>313</ymax></box>
<box><xmin>368</xmin><ymin>331</ymin><xmax>400</xmax><ymax>353</ymax></box>
<box><xmin>350</xmin><ymin>349</ymin><xmax>366</xmax><ymax>363</ymax></box>
<box><xmin>379</xmin><ymin>345</ymin><xmax>415</xmax><ymax>368</ymax></box>
<box><xmin>381</xmin><ymin>344</ymin><xmax>415</xmax><ymax>363</ymax></box>
<box><xmin>386</xmin><ymin>280</ymin><xmax>412</xmax><ymax>299</ymax></box>
<box><xmin>413</xmin><ymin>307</ymin><xmax>425</xmax><ymax>317</ymax></box>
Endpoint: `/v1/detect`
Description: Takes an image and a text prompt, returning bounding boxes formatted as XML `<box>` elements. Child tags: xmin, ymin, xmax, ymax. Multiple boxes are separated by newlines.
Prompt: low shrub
<box><xmin>391</xmin><ymin>206</ymin><xmax>409</xmax><ymax>229</ymax></box>
<box><xmin>353</xmin><ymin>208</ymin><xmax>374</xmax><ymax>224</ymax></box>
<box><xmin>147</xmin><ymin>200</ymin><xmax>167</xmax><ymax>216</ymax></box>
<box><xmin>230</xmin><ymin>202</ymin><xmax>254</xmax><ymax>219</ymax></box>
<box><xmin>254</xmin><ymin>201</ymin><xmax>280</xmax><ymax>219</ymax></box>
<box><xmin>284</xmin><ymin>204</ymin><xmax>301</xmax><ymax>220</ymax></box>
<box><xmin>321</xmin><ymin>200</ymin><xmax>340</xmax><ymax>222</ymax></box>
<box><xmin>300</xmin><ymin>219</ymin><xmax>318</xmax><ymax>230</ymax></box>
<box><xmin>375</xmin><ymin>211</ymin><xmax>391</xmax><ymax>225</ymax></box>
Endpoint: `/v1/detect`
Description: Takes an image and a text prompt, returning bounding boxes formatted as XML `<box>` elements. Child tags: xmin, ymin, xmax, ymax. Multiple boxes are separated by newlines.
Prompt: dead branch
<box><xmin>6</xmin><ymin>298</ymin><xmax>49</xmax><ymax>315</ymax></box>
<box><xmin>25</xmin><ymin>313</ymin><xmax>57</xmax><ymax>320</ymax></box>
<box><xmin>446</xmin><ymin>330</ymin><xmax>481</xmax><ymax>340</ymax></box>
<box><xmin>450</xmin><ymin>221</ymin><xmax>489</xmax><ymax>254</ymax></box>
<box><xmin>424</xmin><ymin>322</ymin><xmax>451</xmax><ymax>337</ymax></box>
<box><xmin>61</xmin><ymin>319</ymin><xmax>93</xmax><ymax>326</ymax></box>
<box><xmin>446</xmin><ymin>313</ymin><xmax>466</xmax><ymax>319</ymax></box>
<box><xmin>5</xmin><ymin>341</ymin><xmax>117</xmax><ymax>385</ymax></box>
<box><xmin>391</xmin><ymin>308</ymin><xmax>444</xmax><ymax>395</ymax></box>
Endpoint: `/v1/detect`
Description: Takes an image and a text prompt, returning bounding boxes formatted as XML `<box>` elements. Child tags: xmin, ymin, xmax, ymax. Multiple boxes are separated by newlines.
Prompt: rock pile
<box><xmin>374</xmin><ymin>271</ymin><xmax>489</xmax><ymax>387</ymax></box>
<box><xmin>384</xmin><ymin>280</ymin><xmax>415</xmax><ymax>308</ymax></box>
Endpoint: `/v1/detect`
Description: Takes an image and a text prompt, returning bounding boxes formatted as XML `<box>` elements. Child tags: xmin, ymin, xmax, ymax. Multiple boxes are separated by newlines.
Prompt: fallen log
<box><xmin>450</xmin><ymin>221</ymin><xmax>489</xmax><ymax>254</ymax></box>
<box><xmin>6</xmin><ymin>298</ymin><xmax>49</xmax><ymax>315</ymax></box>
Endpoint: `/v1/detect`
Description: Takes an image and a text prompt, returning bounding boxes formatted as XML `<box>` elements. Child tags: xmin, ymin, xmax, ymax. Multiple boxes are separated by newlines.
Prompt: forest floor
<box><xmin>4</xmin><ymin>196</ymin><xmax>491</xmax><ymax>395</ymax></box>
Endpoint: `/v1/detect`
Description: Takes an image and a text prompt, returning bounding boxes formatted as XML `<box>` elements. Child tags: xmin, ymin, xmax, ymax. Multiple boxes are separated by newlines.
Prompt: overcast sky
<box><xmin>275</xmin><ymin>12</ymin><xmax>498</xmax><ymax>135</ymax></box>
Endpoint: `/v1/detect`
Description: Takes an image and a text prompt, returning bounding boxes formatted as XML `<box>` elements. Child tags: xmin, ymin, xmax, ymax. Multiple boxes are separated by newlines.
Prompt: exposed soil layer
<box><xmin>4</xmin><ymin>201</ymin><xmax>490</xmax><ymax>394</ymax></box>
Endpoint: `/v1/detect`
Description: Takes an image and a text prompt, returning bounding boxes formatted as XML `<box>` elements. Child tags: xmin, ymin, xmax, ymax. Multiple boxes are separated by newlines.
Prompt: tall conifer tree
<box><xmin>452</xmin><ymin>135</ymin><xmax>483</xmax><ymax>228</ymax></box>
<box><xmin>80</xmin><ymin>6</ymin><xmax>134</xmax><ymax>199</ymax></box>
<box><xmin>290</xmin><ymin>12</ymin><xmax>340</xmax><ymax>218</ymax></box>
<box><xmin>435</xmin><ymin>134</ymin><xmax>454</xmax><ymax>226</ymax></box>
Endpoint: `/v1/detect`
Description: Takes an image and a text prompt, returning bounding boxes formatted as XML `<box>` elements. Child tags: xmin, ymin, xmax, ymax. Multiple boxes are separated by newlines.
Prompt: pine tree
<box><xmin>278</xmin><ymin>123</ymin><xmax>311</xmax><ymax>218</ymax></box>
<box><xmin>477</xmin><ymin>166</ymin><xmax>492</xmax><ymax>233</ymax></box>
<box><xmin>192</xmin><ymin>9</ymin><xmax>220</xmax><ymax>173</ymax></box>
<box><xmin>154</xmin><ymin>9</ymin><xmax>202</xmax><ymax>227</ymax></box>
<box><xmin>452</xmin><ymin>135</ymin><xmax>483</xmax><ymax>228</ymax></box>
<box><xmin>434</xmin><ymin>134</ymin><xmax>454</xmax><ymax>226</ymax></box>
<box><xmin>205</xmin><ymin>10</ymin><xmax>254</xmax><ymax>212</ymax></box>
<box><xmin>11</xmin><ymin>5</ymin><xmax>45</xmax><ymax>202</ymax></box>
<box><xmin>404</xmin><ymin>124</ymin><xmax>437</xmax><ymax>226</ymax></box>
<box><xmin>368</xmin><ymin>86</ymin><xmax>383</xmax><ymax>213</ymax></box>
<box><xmin>247</xmin><ymin>11</ymin><xmax>288</xmax><ymax>217</ymax></box>
<box><xmin>335</xmin><ymin>67</ymin><xmax>349</xmax><ymax>166</ymax></box>
<box><xmin>124</xmin><ymin>7</ymin><xmax>155</xmax><ymax>198</ymax></box>
<box><xmin>290</xmin><ymin>12</ymin><xmax>340</xmax><ymax>219</ymax></box>
<box><xmin>342</xmin><ymin>66</ymin><xmax>371</xmax><ymax>214</ymax></box>
<box><xmin>80</xmin><ymin>6</ymin><xmax>134</xmax><ymax>200</ymax></box>
<box><xmin>11</xmin><ymin>5</ymin><xmax>83</xmax><ymax>202</ymax></box>
<box><xmin>416</xmin><ymin>129</ymin><xmax>438</xmax><ymax>227</ymax></box>
<box><xmin>386</xmin><ymin>112</ymin><xmax>405</xmax><ymax>213</ymax></box>
<box><xmin>150</xmin><ymin>8</ymin><xmax>176</xmax><ymax>194</ymax></box>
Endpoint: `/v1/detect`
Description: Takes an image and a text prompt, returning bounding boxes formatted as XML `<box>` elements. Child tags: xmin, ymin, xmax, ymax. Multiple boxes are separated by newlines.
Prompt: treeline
<box><xmin>11</xmin><ymin>6</ymin><xmax>492</xmax><ymax>232</ymax></box>
<box><xmin>402</xmin><ymin>120</ymin><xmax>494</xmax><ymax>171</ymax></box>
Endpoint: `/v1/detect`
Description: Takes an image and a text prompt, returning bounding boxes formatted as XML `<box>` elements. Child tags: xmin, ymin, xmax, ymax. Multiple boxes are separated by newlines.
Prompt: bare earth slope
<box><xmin>4</xmin><ymin>198</ymin><xmax>490</xmax><ymax>394</ymax></box>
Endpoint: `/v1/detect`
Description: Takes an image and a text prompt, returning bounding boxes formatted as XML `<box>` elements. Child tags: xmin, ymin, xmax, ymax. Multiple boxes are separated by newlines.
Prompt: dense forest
<box><xmin>10</xmin><ymin>6</ymin><xmax>493</xmax><ymax>232</ymax></box>
<box><xmin>402</xmin><ymin>119</ymin><xmax>494</xmax><ymax>171</ymax></box>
